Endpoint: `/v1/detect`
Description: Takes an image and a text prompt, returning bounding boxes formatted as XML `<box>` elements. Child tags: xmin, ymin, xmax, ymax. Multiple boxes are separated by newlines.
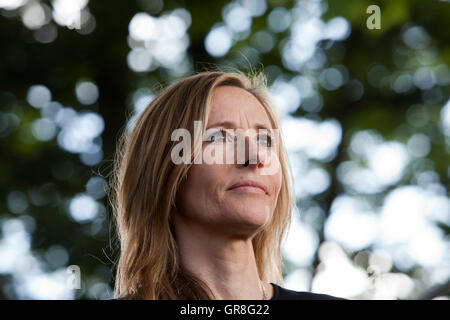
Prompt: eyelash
<box><xmin>206</xmin><ymin>129</ymin><xmax>273</xmax><ymax>147</ymax></box>
<box><xmin>206</xmin><ymin>129</ymin><xmax>227</xmax><ymax>143</ymax></box>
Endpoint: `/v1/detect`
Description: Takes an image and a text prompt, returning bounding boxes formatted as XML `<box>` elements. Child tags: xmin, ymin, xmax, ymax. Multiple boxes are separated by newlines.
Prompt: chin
<box><xmin>229</xmin><ymin>207</ymin><xmax>271</xmax><ymax>231</ymax></box>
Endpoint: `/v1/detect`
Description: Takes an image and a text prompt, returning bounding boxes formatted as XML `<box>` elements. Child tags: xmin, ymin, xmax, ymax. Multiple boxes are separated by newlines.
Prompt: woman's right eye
<box><xmin>206</xmin><ymin>129</ymin><xmax>226</xmax><ymax>143</ymax></box>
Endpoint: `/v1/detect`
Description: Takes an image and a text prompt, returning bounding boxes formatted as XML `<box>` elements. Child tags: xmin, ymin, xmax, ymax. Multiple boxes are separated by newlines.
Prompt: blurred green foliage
<box><xmin>0</xmin><ymin>0</ymin><xmax>449</xmax><ymax>299</ymax></box>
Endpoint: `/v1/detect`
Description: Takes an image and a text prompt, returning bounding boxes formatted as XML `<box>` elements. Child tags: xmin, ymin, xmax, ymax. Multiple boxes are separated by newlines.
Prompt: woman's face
<box><xmin>174</xmin><ymin>86</ymin><xmax>282</xmax><ymax>237</ymax></box>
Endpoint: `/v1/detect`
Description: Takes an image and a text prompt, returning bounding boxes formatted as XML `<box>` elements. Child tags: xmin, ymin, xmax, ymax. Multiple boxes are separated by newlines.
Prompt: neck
<box><xmin>174</xmin><ymin>214</ymin><xmax>266</xmax><ymax>300</ymax></box>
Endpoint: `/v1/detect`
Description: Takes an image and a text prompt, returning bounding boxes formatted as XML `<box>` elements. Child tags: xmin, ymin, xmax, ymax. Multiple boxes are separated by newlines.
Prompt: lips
<box><xmin>227</xmin><ymin>179</ymin><xmax>268</xmax><ymax>194</ymax></box>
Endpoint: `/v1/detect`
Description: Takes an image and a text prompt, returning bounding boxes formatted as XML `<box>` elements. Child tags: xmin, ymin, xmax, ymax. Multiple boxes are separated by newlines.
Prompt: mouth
<box><xmin>227</xmin><ymin>180</ymin><xmax>268</xmax><ymax>195</ymax></box>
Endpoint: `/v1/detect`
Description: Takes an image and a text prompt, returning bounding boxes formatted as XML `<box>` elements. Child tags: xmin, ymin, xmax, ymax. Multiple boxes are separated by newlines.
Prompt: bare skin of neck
<box><xmin>173</xmin><ymin>214</ymin><xmax>274</xmax><ymax>300</ymax></box>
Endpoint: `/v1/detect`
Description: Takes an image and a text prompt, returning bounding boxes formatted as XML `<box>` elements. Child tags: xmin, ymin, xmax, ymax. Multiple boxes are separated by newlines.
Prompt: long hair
<box><xmin>109</xmin><ymin>69</ymin><xmax>295</xmax><ymax>299</ymax></box>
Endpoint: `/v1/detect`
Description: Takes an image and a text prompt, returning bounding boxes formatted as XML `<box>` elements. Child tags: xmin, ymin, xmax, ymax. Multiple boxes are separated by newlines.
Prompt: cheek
<box><xmin>276</xmin><ymin>171</ymin><xmax>282</xmax><ymax>192</ymax></box>
<box><xmin>270</xmin><ymin>171</ymin><xmax>282</xmax><ymax>203</ymax></box>
<box><xmin>272</xmin><ymin>152</ymin><xmax>282</xmax><ymax>192</ymax></box>
<box><xmin>177</xmin><ymin>164</ymin><xmax>224</xmax><ymax>217</ymax></box>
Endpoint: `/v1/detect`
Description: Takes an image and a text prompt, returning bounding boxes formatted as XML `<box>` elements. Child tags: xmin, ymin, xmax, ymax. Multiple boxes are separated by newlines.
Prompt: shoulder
<box><xmin>270</xmin><ymin>283</ymin><xmax>346</xmax><ymax>300</ymax></box>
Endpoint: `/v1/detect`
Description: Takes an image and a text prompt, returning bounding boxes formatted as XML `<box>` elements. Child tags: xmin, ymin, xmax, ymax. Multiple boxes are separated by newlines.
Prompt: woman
<box><xmin>109</xmin><ymin>69</ymin><xmax>342</xmax><ymax>300</ymax></box>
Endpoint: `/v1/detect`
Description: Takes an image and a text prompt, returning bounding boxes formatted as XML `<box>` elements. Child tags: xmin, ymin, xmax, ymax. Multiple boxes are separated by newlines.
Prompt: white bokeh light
<box><xmin>380</xmin><ymin>186</ymin><xmax>428</xmax><ymax>243</ymax></box>
<box><xmin>18</xmin><ymin>269</ymin><xmax>74</xmax><ymax>299</ymax></box>
<box><xmin>282</xmin><ymin>115</ymin><xmax>342</xmax><ymax>161</ymax></box>
<box><xmin>280</xmin><ymin>1</ymin><xmax>350</xmax><ymax>72</ymax></box>
<box><xmin>241</xmin><ymin>0</ymin><xmax>267</xmax><ymax>17</ymax></box>
<box><xmin>337</xmin><ymin>161</ymin><xmax>385</xmax><ymax>194</ymax></box>
<box><xmin>379</xmin><ymin>185</ymin><xmax>449</xmax><ymax>268</ymax></box>
<box><xmin>408</xmin><ymin>226</ymin><xmax>447</xmax><ymax>267</ymax></box>
<box><xmin>324</xmin><ymin>16</ymin><xmax>351</xmax><ymax>40</ymax></box>
<box><xmin>57</xmin><ymin>111</ymin><xmax>104</xmax><ymax>154</ymax></box>
<box><xmin>0</xmin><ymin>218</ymin><xmax>75</xmax><ymax>299</ymax></box>
<box><xmin>324</xmin><ymin>195</ymin><xmax>379</xmax><ymax>251</ymax></box>
<box><xmin>371</xmin><ymin>272</ymin><xmax>415</xmax><ymax>299</ymax></box>
<box><xmin>267</xmin><ymin>7</ymin><xmax>291</xmax><ymax>33</ymax></box>
<box><xmin>129</xmin><ymin>12</ymin><xmax>158</xmax><ymax>41</ymax></box>
<box><xmin>284</xmin><ymin>268</ymin><xmax>311</xmax><ymax>292</ymax></box>
<box><xmin>440</xmin><ymin>99</ymin><xmax>450</xmax><ymax>136</ymax></box>
<box><xmin>294</xmin><ymin>166</ymin><xmax>330</xmax><ymax>198</ymax></box>
<box><xmin>75</xmin><ymin>81</ymin><xmax>99</xmax><ymax>105</ymax></box>
<box><xmin>282</xmin><ymin>208</ymin><xmax>319</xmax><ymax>267</ymax></box>
<box><xmin>127</xmin><ymin>10</ymin><xmax>192</xmax><ymax>73</ymax></box>
<box><xmin>270</xmin><ymin>79</ymin><xmax>301</xmax><ymax>117</ymax></box>
<box><xmin>69</xmin><ymin>194</ymin><xmax>98</xmax><ymax>223</ymax></box>
<box><xmin>311</xmin><ymin>242</ymin><xmax>370</xmax><ymax>298</ymax></box>
<box><xmin>0</xmin><ymin>219</ymin><xmax>31</xmax><ymax>273</ymax></box>
<box><xmin>27</xmin><ymin>85</ymin><xmax>52</xmax><ymax>109</ymax></box>
<box><xmin>341</xmin><ymin>130</ymin><xmax>411</xmax><ymax>193</ymax></box>
<box><xmin>223</xmin><ymin>3</ymin><xmax>252</xmax><ymax>33</ymax></box>
<box><xmin>133</xmin><ymin>91</ymin><xmax>154</xmax><ymax>116</ymax></box>
<box><xmin>0</xmin><ymin>0</ymin><xmax>27</xmax><ymax>10</ymax></box>
<box><xmin>319</xmin><ymin>67</ymin><xmax>345</xmax><ymax>90</ymax></box>
<box><xmin>368</xmin><ymin>141</ymin><xmax>410</xmax><ymax>185</ymax></box>
<box><xmin>52</xmin><ymin>0</ymin><xmax>88</xmax><ymax>28</ymax></box>
<box><xmin>127</xmin><ymin>48</ymin><xmax>152</xmax><ymax>72</ymax></box>
<box><xmin>22</xmin><ymin>2</ymin><xmax>50</xmax><ymax>30</ymax></box>
<box><xmin>150</xmin><ymin>35</ymin><xmax>189</xmax><ymax>68</ymax></box>
<box><xmin>407</xmin><ymin>133</ymin><xmax>431</xmax><ymax>157</ymax></box>
<box><xmin>204</xmin><ymin>24</ymin><xmax>233</xmax><ymax>57</ymax></box>
<box><xmin>31</xmin><ymin>118</ymin><xmax>57</xmax><ymax>141</ymax></box>
<box><xmin>402</xmin><ymin>25</ymin><xmax>430</xmax><ymax>50</ymax></box>
<box><xmin>159</xmin><ymin>13</ymin><xmax>189</xmax><ymax>39</ymax></box>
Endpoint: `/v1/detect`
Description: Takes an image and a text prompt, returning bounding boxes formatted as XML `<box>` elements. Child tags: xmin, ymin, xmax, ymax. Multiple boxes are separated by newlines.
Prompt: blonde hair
<box><xmin>109</xmin><ymin>68</ymin><xmax>295</xmax><ymax>299</ymax></box>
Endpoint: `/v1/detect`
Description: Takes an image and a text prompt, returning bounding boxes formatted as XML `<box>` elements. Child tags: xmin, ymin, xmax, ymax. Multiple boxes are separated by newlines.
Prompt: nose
<box><xmin>235</xmin><ymin>131</ymin><xmax>267</xmax><ymax>169</ymax></box>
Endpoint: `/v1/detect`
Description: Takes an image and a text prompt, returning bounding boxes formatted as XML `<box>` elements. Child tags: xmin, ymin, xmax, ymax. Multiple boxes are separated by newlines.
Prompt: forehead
<box><xmin>208</xmin><ymin>86</ymin><xmax>273</xmax><ymax>128</ymax></box>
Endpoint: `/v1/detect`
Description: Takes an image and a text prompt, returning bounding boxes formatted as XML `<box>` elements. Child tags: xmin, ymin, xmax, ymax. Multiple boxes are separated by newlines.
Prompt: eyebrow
<box><xmin>206</xmin><ymin>121</ymin><xmax>273</xmax><ymax>132</ymax></box>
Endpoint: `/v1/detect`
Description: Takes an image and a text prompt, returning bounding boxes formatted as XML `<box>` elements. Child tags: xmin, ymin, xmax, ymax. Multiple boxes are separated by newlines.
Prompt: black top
<box><xmin>269</xmin><ymin>283</ymin><xmax>345</xmax><ymax>300</ymax></box>
<box><xmin>112</xmin><ymin>283</ymin><xmax>345</xmax><ymax>300</ymax></box>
